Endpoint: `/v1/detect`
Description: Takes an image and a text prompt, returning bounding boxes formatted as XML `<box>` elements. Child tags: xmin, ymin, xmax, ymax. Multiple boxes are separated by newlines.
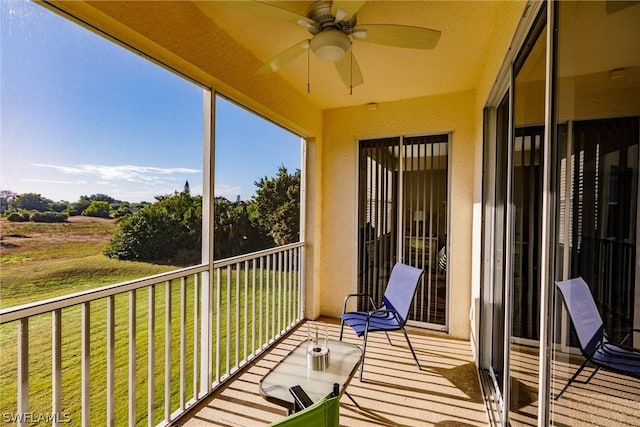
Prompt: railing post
<box><xmin>235</xmin><ymin>264</ymin><xmax>240</xmax><ymax>368</ymax></box>
<box><xmin>128</xmin><ymin>290</ymin><xmax>137</xmax><ymax>427</ymax></box>
<box><xmin>106</xmin><ymin>298</ymin><xmax>115</xmax><ymax>427</ymax></box>
<box><xmin>52</xmin><ymin>310</ymin><xmax>62</xmax><ymax>427</ymax></box>
<box><xmin>200</xmin><ymin>270</ymin><xmax>212</xmax><ymax>396</ymax></box>
<box><xmin>147</xmin><ymin>285</ymin><xmax>155</xmax><ymax>427</ymax></box>
<box><xmin>164</xmin><ymin>280</ymin><xmax>172</xmax><ymax>423</ymax></box>
<box><xmin>215</xmin><ymin>269</ymin><xmax>221</xmax><ymax>384</ymax></box>
<box><xmin>81</xmin><ymin>302</ymin><xmax>90</xmax><ymax>427</ymax></box>
<box><xmin>226</xmin><ymin>266</ymin><xmax>231</xmax><ymax>376</ymax></box>
<box><xmin>243</xmin><ymin>260</ymin><xmax>248</xmax><ymax>363</ymax></box>
<box><xmin>17</xmin><ymin>318</ymin><xmax>28</xmax><ymax>427</ymax></box>
<box><xmin>179</xmin><ymin>277</ymin><xmax>187</xmax><ymax>411</ymax></box>
<box><xmin>192</xmin><ymin>274</ymin><xmax>199</xmax><ymax>400</ymax></box>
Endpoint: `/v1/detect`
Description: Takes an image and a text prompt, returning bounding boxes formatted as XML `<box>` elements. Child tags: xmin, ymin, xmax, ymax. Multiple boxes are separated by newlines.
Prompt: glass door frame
<box><xmin>480</xmin><ymin>88</ymin><xmax>513</xmax><ymax>425</ymax></box>
<box><xmin>355</xmin><ymin>133</ymin><xmax>451</xmax><ymax>332</ymax></box>
<box><xmin>479</xmin><ymin>1</ymin><xmax>554</xmax><ymax>425</ymax></box>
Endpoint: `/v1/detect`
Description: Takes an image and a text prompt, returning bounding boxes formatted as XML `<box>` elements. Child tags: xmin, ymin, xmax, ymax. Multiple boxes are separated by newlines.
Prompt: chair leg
<box><xmin>584</xmin><ymin>365</ymin><xmax>600</xmax><ymax>384</ymax></box>
<box><xmin>339</xmin><ymin>319</ymin><xmax>345</xmax><ymax>341</ymax></box>
<box><xmin>385</xmin><ymin>331</ymin><xmax>393</xmax><ymax>346</ymax></box>
<box><xmin>345</xmin><ymin>391</ymin><xmax>361</xmax><ymax>408</ymax></box>
<box><xmin>401</xmin><ymin>327</ymin><xmax>421</xmax><ymax>369</ymax></box>
<box><xmin>554</xmin><ymin>357</ymin><xmax>592</xmax><ymax>400</ymax></box>
<box><xmin>359</xmin><ymin>328</ymin><xmax>369</xmax><ymax>381</ymax></box>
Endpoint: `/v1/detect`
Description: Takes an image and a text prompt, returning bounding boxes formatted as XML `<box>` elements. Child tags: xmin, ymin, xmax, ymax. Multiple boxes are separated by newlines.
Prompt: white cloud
<box><xmin>23</xmin><ymin>178</ymin><xmax>87</xmax><ymax>185</ymax></box>
<box><xmin>11</xmin><ymin>163</ymin><xmax>203</xmax><ymax>203</ymax></box>
<box><xmin>32</xmin><ymin>163</ymin><xmax>199</xmax><ymax>184</ymax></box>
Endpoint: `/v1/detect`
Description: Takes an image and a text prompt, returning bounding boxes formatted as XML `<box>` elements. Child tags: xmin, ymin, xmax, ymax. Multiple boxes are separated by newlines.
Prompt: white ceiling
<box><xmin>195</xmin><ymin>1</ymin><xmax>527</xmax><ymax>110</ymax></box>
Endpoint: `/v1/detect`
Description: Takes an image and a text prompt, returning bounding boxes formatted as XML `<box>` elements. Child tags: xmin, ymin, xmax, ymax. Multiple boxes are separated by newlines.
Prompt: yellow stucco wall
<box><xmin>320</xmin><ymin>91</ymin><xmax>476</xmax><ymax>339</ymax></box>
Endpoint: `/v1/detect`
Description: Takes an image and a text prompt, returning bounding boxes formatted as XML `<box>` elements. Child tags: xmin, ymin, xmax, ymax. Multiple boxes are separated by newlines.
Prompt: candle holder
<box><xmin>306</xmin><ymin>323</ymin><xmax>330</xmax><ymax>371</ymax></box>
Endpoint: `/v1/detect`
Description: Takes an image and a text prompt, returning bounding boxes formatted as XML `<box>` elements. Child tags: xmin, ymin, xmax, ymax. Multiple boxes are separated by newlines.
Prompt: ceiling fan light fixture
<box><xmin>310</xmin><ymin>29</ymin><xmax>350</xmax><ymax>62</ymax></box>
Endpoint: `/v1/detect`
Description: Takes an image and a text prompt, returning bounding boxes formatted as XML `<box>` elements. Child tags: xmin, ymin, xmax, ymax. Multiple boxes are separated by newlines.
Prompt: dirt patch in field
<box><xmin>0</xmin><ymin>217</ymin><xmax>118</xmax><ymax>252</ymax></box>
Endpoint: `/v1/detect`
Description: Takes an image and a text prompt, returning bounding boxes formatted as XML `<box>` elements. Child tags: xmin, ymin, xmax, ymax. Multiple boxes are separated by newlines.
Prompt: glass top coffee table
<box><xmin>259</xmin><ymin>338</ymin><xmax>362</xmax><ymax>411</ymax></box>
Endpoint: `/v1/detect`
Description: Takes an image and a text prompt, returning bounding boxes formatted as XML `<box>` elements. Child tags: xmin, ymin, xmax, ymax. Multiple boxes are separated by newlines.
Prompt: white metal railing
<box><xmin>0</xmin><ymin>243</ymin><xmax>304</xmax><ymax>427</ymax></box>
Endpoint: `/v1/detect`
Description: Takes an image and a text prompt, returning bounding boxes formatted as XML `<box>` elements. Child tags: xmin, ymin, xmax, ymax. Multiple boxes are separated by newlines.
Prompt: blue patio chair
<box><xmin>554</xmin><ymin>277</ymin><xmax>640</xmax><ymax>400</ymax></box>
<box><xmin>340</xmin><ymin>262</ymin><xmax>424</xmax><ymax>380</ymax></box>
<box><xmin>268</xmin><ymin>384</ymin><xmax>339</xmax><ymax>427</ymax></box>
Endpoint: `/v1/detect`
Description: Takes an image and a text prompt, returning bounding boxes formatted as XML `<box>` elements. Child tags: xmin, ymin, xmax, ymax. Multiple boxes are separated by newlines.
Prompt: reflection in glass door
<box><xmin>509</xmin><ymin>17</ymin><xmax>546</xmax><ymax>425</ymax></box>
<box><xmin>551</xmin><ymin>2</ymin><xmax>640</xmax><ymax>424</ymax></box>
<box><xmin>568</xmin><ymin>118</ymin><xmax>638</xmax><ymax>341</ymax></box>
<box><xmin>511</xmin><ymin>126</ymin><xmax>543</xmax><ymax>343</ymax></box>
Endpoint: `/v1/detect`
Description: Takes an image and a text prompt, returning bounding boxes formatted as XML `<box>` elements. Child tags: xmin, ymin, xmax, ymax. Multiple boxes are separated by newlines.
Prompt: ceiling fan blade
<box><xmin>335</xmin><ymin>51</ymin><xmax>364</xmax><ymax>88</ymax></box>
<box><xmin>331</xmin><ymin>0</ymin><xmax>367</xmax><ymax>21</ymax></box>
<box><xmin>353</xmin><ymin>24</ymin><xmax>441</xmax><ymax>49</ymax></box>
<box><xmin>257</xmin><ymin>40</ymin><xmax>309</xmax><ymax>75</ymax></box>
<box><xmin>218</xmin><ymin>1</ymin><xmax>315</xmax><ymax>28</ymax></box>
<box><xmin>605</xmin><ymin>0</ymin><xmax>640</xmax><ymax>14</ymax></box>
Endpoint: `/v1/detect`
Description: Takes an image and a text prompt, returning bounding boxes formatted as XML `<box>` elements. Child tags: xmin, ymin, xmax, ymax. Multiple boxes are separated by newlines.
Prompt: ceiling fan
<box><xmin>219</xmin><ymin>0</ymin><xmax>441</xmax><ymax>91</ymax></box>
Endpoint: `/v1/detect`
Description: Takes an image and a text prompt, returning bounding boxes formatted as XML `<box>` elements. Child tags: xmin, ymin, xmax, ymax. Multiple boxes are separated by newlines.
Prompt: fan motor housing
<box><xmin>307</xmin><ymin>1</ymin><xmax>334</xmax><ymax>28</ymax></box>
<box><xmin>307</xmin><ymin>1</ymin><xmax>357</xmax><ymax>34</ymax></box>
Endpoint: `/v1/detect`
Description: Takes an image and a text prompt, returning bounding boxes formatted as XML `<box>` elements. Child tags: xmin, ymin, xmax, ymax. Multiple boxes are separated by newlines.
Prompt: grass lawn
<box><xmin>0</xmin><ymin>216</ymin><xmax>173</xmax><ymax>308</ymax></box>
<box><xmin>0</xmin><ymin>217</ymin><xmax>300</xmax><ymax>426</ymax></box>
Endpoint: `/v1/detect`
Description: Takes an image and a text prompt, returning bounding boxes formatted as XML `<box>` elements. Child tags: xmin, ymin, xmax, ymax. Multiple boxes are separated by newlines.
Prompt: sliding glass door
<box><xmin>550</xmin><ymin>2</ymin><xmax>639</xmax><ymax>423</ymax></box>
<box><xmin>481</xmin><ymin>1</ymin><xmax>639</xmax><ymax>424</ymax></box>
<box><xmin>480</xmin><ymin>6</ymin><xmax>547</xmax><ymax>424</ymax></box>
<box><xmin>358</xmin><ymin>134</ymin><xmax>449</xmax><ymax>329</ymax></box>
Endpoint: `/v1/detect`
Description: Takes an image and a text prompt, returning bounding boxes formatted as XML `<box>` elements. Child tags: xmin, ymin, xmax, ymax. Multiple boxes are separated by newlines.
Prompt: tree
<box><xmin>104</xmin><ymin>190</ymin><xmax>202</xmax><ymax>265</ymax></box>
<box><xmin>213</xmin><ymin>197</ymin><xmax>271</xmax><ymax>259</ymax></box>
<box><xmin>111</xmin><ymin>205</ymin><xmax>132</xmax><ymax>219</ymax></box>
<box><xmin>9</xmin><ymin>193</ymin><xmax>53</xmax><ymax>212</ymax></box>
<box><xmin>88</xmin><ymin>193</ymin><xmax>115</xmax><ymax>203</ymax></box>
<box><xmin>68</xmin><ymin>196</ymin><xmax>92</xmax><ymax>216</ymax></box>
<box><xmin>82</xmin><ymin>200</ymin><xmax>111</xmax><ymax>218</ymax></box>
<box><xmin>67</xmin><ymin>194</ymin><xmax>117</xmax><ymax>216</ymax></box>
<box><xmin>49</xmin><ymin>201</ymin><xmax>68</xmax><ymax>213</ymax></box>
<box><xmin>251</xmin><ymin>166</ymin><xmax>300</xmax><ymax>246</ymax></box>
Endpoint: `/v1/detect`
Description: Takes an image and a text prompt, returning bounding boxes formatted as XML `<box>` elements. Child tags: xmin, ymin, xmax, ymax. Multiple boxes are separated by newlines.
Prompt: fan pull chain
<box><xmin>307</xmin><ymin>43</ymin><xmax>311</xmax><ymax>94</ymax></box>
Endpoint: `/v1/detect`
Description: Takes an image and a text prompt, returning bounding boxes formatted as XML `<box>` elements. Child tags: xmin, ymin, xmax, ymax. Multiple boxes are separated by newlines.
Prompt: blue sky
<box><xmin>1</xmin><ymin>0</ymin><xmax>300</xmax><ymax>203</ymax></box>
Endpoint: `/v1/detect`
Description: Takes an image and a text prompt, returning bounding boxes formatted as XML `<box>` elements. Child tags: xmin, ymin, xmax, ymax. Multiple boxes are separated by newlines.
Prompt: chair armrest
<box><xmin>342</xmin><ymin>293</ymin><xmax>377</xmax><ymax>314</ymax></box>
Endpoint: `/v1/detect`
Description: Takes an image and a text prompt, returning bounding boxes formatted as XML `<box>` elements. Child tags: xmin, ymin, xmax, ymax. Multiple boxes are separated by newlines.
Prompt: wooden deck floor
<box><xmin>177</xmin><ymin>319</ymin><xmax>488</xmax><ymax>426</ymax></box>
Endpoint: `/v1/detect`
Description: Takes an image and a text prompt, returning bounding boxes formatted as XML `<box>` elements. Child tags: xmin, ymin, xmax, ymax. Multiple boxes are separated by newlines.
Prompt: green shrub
<box><xmin>30</xmin><ymin>211</ymin><xmax>68</xmax><ymax>223</ymax></box>
<box><xmin>110</xmin><ymin>205</ymin><xmax>132</xmax><ymax>219</ymax></box>
<box><xmin>6</xmin><ymin>211</ymin><xmax>29</xmax><ymax>222</ymax></box>
<box><xmin>82</xmin><ymin>200</ymin><xmax>111</xmax><ymax>218</ymax></box>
